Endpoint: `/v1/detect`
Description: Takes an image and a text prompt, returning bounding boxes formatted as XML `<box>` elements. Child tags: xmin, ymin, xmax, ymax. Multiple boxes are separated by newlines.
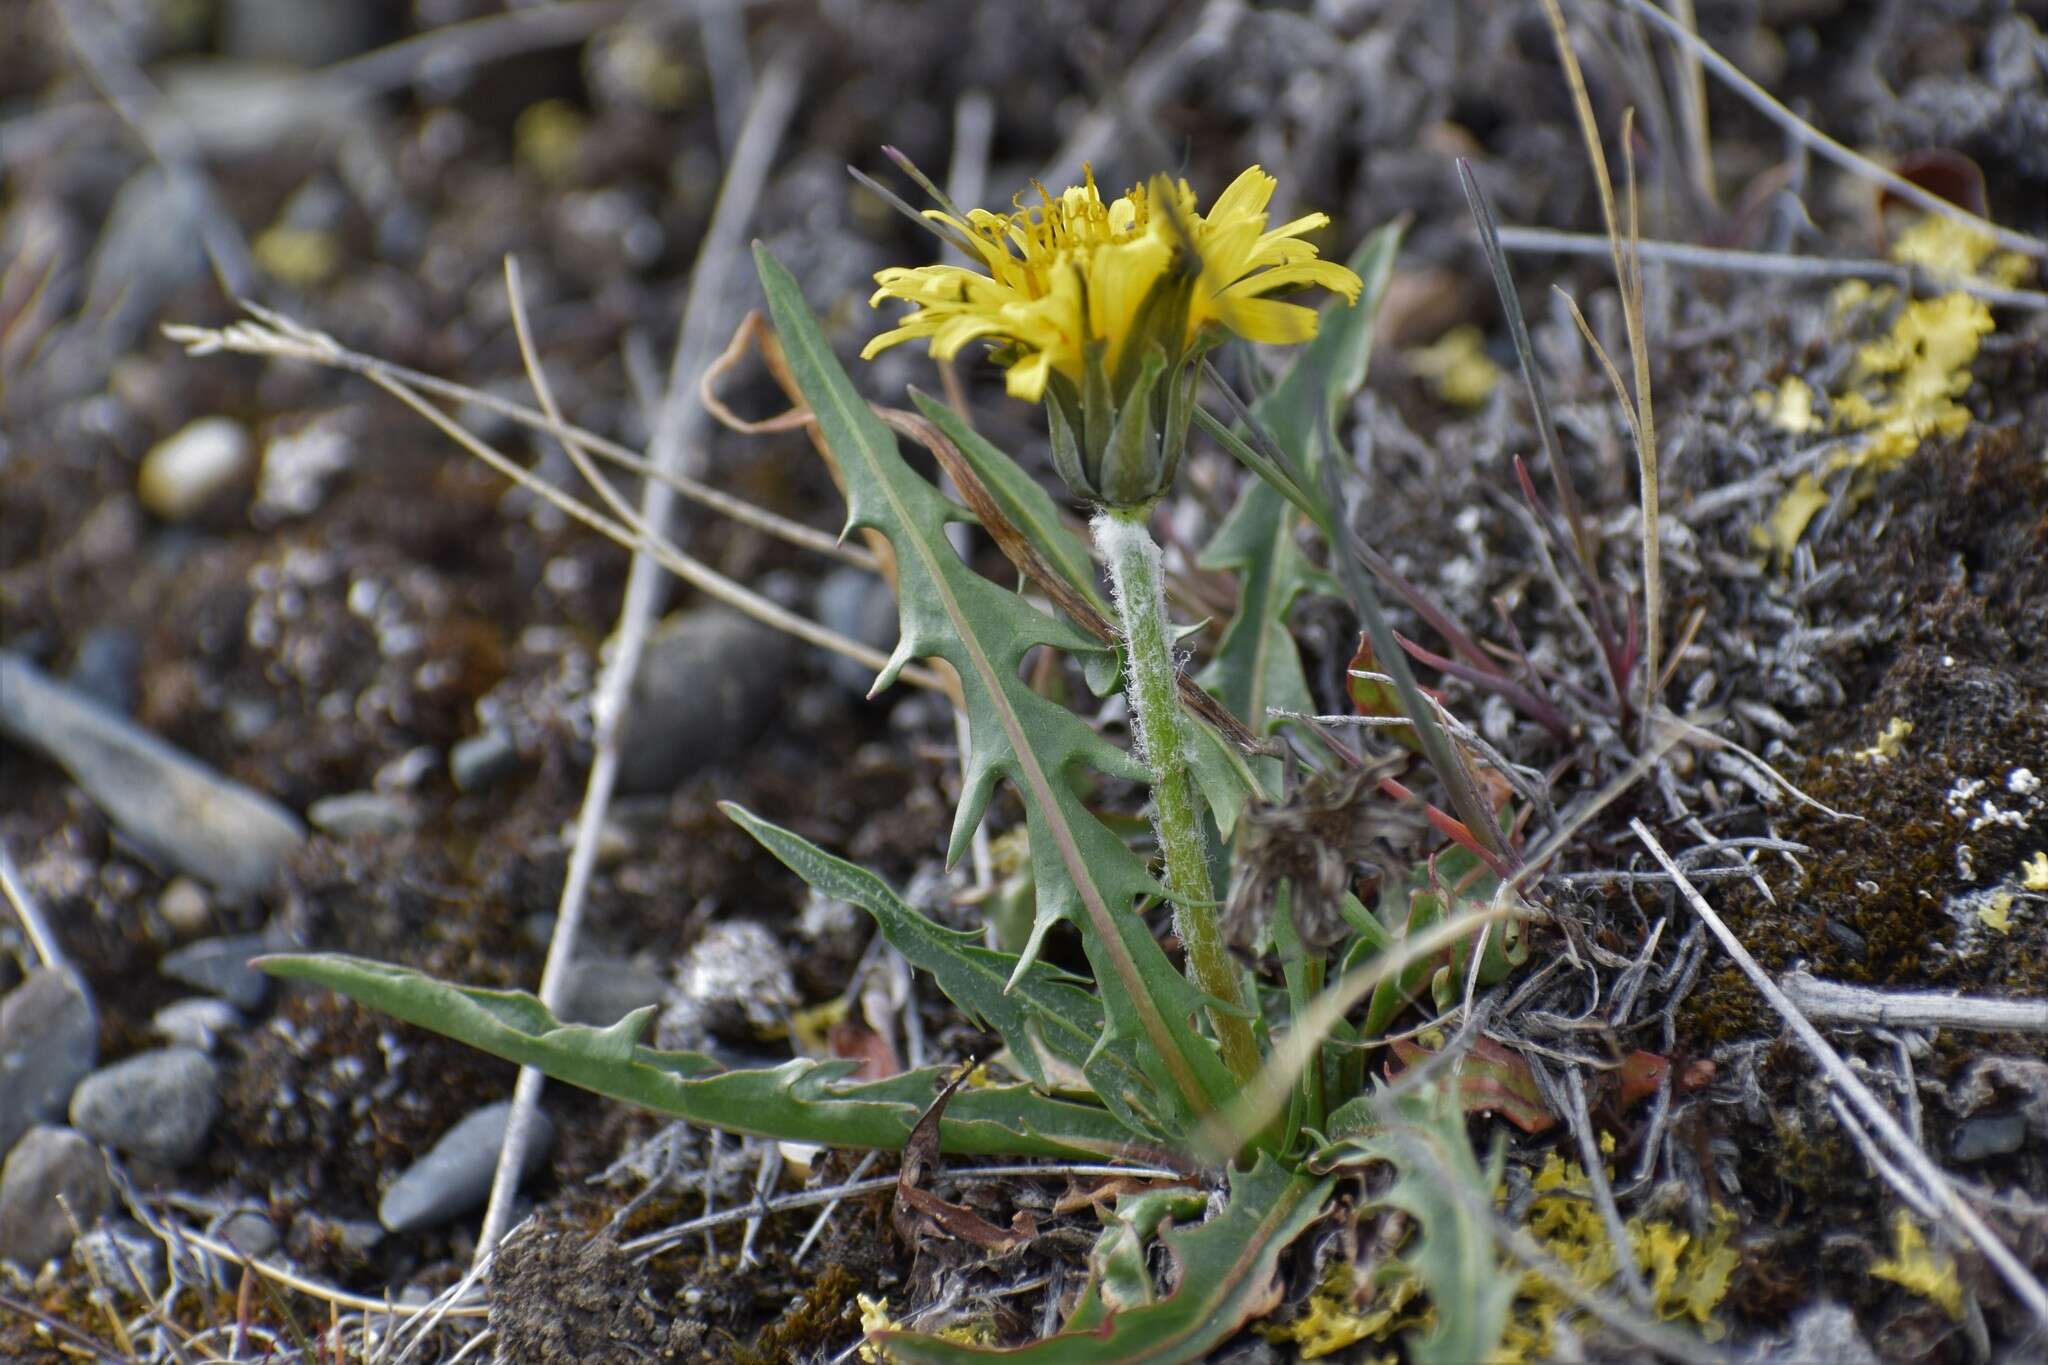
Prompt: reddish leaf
<box><xmin>1347</xmin><ymin>633</ymin><xmax>1425</xmax><ymax>752</ymax></box>
<box><xmin>1387</xmin><ymin>1036</ymin><xmax>1556</xmax><ymax>1135</ymax></box>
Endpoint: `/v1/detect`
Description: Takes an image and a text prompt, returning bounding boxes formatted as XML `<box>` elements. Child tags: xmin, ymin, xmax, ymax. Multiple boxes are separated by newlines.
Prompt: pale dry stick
<box><xmin>169</xmin><ymin>305</ymin><xmax>873</xmax><ymax>570</ymax></box>
<box><xmin>53</xmin><ymin>0</ymin><xmax>256</xmax><ymax>298</ymax></box>
<box><xmin>1631</xmin><ymin>819</ymin><xmax>2048</xmax><ymax>1330</ymax></box>
<box><xmin>737</xmin><ymin>1142</ymin><xmax>783</xmax><ymax>1268</ymax></box>
<box><xmin>473</xmin><ymin>43</ymin><xmax>805</xmax><ymax>1268</ymax></box>
<box><xmin>1661</xmin><ymin>712</ymin><xmax>1858</xmax><ymax>822</ymax></box>
<box><xmin>388</xmin><ymin>1238</ymin><xmax>500</xmax><ymax>1365</ymax></box>
<box><xmin>161</xmin><ymin>1224</ymin><xmax>492</xmax><ymax>1321</ymax></box>
<box><xmin>1564</xmin><ymin>1065</ymin><xmax>1651</xmax><ymax>1309</ymax></box>
<box><xmin>1780</xmin><ymin>971</ymin><xmax>2048</xmax><ymax>1035</ymax></box>
<box><xmin>1541</xmin><ymin>2</ymin><xmax>1661</xmax><ymax>747</ymax></box>
<box><xmin>621</xmin><ymin>1162</ymin><xmax>1186</xmax><ymax>1259</ymax></box>
<box><xmin>1493</xmin><ymin>226</ymin><xmax>2048</xmax><ymax>311</ymax></box>
<box><xmin>0</xmin><ymin>1290</ymin><xmax>121</xmax><ymax>1362</ymax></box>
<box><xmin>1610</xmin><ymin>0</ymin><xmax>2048</xmax><ymax>260</ymax></box>
<box><xmin>440</xmin><ymin>1327</ymin><xmax>497</xmax><ymax>1365</ymax></box>
<box><xmin>0</xmin><ymin>841</ymin><xmax>67</xmax><ymax>972</ymax></box>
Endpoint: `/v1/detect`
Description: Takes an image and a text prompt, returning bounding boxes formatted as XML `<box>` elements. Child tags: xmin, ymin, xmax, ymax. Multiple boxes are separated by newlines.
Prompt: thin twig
<box><xmin>1565</xmin><ymin>1065</ymin><xmax>1651</xmax><ymax>1308</ymax></box>
<box><xmin>0</xmin><ymin>841</ymin><xmax>67</xmax><ymax>972</ymax></box>
<box><xmin>473</xmin><ymin>41</ymin><xmax>804</xmax><ymax>1267</ymax></box>
<box><xmin>1492</xmin><ymin>226</ymin><xmax>2048</xmax><ymax>310</ymax></box>
<box><xmin>621</xmin><ymin>1162</ymin><xmax>1186</xmax><ymax>1258</ymax></box>
<box><xmin>1542</xmin><ymin>0</ymin><xmax>1660</xmax><ymax>745</ymax></box>
<box><xmin>794</xmin><ymin>1150</ymin><xmax>882</xmax><ymax>1266</ymax></box>
<box><xmin>0</xmin><ymin>1290</ymin><xmax>123</xmax><ymax>1362</ymax></box>
<box><xmin>1631</xmin><ymin>820</ymin><xmax>2048</xmax><ymax>1330</ymax></box>
<box><xmin>1779</xmin><ymin>971</ymin><xmax>2048</xmax><ymax>1035</ymax></box>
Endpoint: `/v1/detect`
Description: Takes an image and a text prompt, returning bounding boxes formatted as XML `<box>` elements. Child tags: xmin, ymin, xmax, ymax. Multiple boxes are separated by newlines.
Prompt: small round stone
<box><xmin>138</xmin><ymin>417</ymin><xmax>252</xmax><ymax>522</ymax></box>
<box><xmin>158</xmin><ymin>877</ymin><xmax>213</xmax><ymax>936</ymax></box>
<box><xmin>0</xmin><ymin>969</ymin><xmax>99</xmax><ymax>1158</ymax></box>
<box><xmin>0</xmin><ymin>1126</ymin><xmax>113</xmax><ymax>1268</ymax></box>
<box><xmin>69</xmin><ymin>1047</ymin><xmax>222</xmax><ymax>1168</ymax></box>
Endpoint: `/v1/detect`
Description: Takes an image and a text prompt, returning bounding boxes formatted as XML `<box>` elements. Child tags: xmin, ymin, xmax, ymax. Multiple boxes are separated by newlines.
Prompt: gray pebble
<box><xmin>75</xmin><ymin>1220</ymin><xmax>165</xmax><ymax>1297</ymax></box>
<box><xmin>1950</xmin><ymin>1111</ymin><xmax>2028</xmax><ymax>1163</ymax></box>
<box><xmin>559</xmin><ymin>956</ymin><xmax>669</xmax><ymax>1028</ymax></box>
<box><xmin>0</xmin><ymin>968</ymin><xmax>99</xmax><ymax>1157</ymax></box>
<box><xmin>450</xmin><ymin>727</ymin><xmax>520</xmax><ymax>792</ymax></box>
<box><xmin>815</xmin><ymin>567</ymin><xmax>898</xmax><ymax>695</ymax></box>
<box><xmin>0</xmin><ymin>651</ymin><xmax>305</xmax><ymax>895</ymax></box>
<box><xmin>151</xmin><ymin>998</ymin><xmax>243</xmax><ymax>1053</ymax></box>
<box><xmin>70</xmin><ymin>1047</ymin><xmax>221</xmax><ymax>1168</ymax></box>
<box><xmin>0</xmin><ymin>1126</ymin><xmax>113</xmax><ymax>1268</ymax></box>
<box><xmin>160</xmin><ymin>934</ymin><xmax>271</xmax><ymax>1012</ymax></box>
<box><xmin>216</xmin><ymin>1210</ymin><xmax>279</xmax><ymax>1260</ymax></box>
<box><xmin>308</xmin><ymin>790</ymin><xmax>420</xmax><ymax>837</ymax></box>
<box><xmin>378</xmin><ymin>1101</ymin><xmax>553</xmax><ymax>1234</ymax></box>
<box><xmin>614</xmin><ymin>609</ymin><xmax>794</xmax><ymax>794</ymax></box>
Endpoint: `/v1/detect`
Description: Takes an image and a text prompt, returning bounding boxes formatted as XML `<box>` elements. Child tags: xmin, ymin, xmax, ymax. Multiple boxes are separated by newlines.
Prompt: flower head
<box><xmin>862</xmin><ymin>165</ymin><xmax>1360</xmax><ymax>402</ymax></box>
<box><xmin>861</xmin><ymin>164</ymin><xmax>1360</xmax><ymax>506</ymax></box>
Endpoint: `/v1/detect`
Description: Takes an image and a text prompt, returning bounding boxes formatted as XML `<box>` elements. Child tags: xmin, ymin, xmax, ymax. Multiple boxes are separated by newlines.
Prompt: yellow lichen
<box><xmin>787</xmin><ymin>997</ymin><xmax>849</xmax><ymax>1054</ymax></box>
<box><xmin>856</xmin><ymin>1296</ymin><xmax>896</xmax><ymax>1363</ymax></box>
<box><xmin>1754</xmin><ymin>473</ymin><xmax>1831</xmax><ymax>561</ymax></box>
<box><xmin>515</xmin><ymin>99</ymin><xmax>589</xmax><ymax>182</ymax></box>
<box><xmin>1836</xmin><ymin>292</ymin><xmax>1993</xmax><ymax>472</ymax></box>
<box><xmin>1408</xmin><ymin>325</ymin><xmax>1503</xmax><ymax>408</ymax></box>
<box><xmin>1757</xmin><ymin>212</ymin><xmax>2009</xmax><ymax>563</ymax></box>
<box><xmin>1493</xmin><ymin>1153</ymin><xmax>1739</xmax><ymax>1362</ymax></box>
<box><xmin>1889</xmin><ymin>215</ymin><xmax>2032</xmax><ymax>291</ymax></box>
<box><xmin>253</xmin><ymin>226</ymin><xmax>339</xmax><ymax>287</ymax></box>
<box><xmin>1261</xmin><ymin>1261</ymin><xmax>1422</xmax><ymax>1360</ymax></box>
<box><xmin>1853</xmin><ymin>717</ymin><xmax>1914</xmax><ymax>765</ymax></box>
<box><xmin>1753</xmin><ymin>375</ymin><xmax>1823</xmax><ymax>433</ymax></box>
<box><xmin>2023</xmin><ymin>852</ymin><xmax>2048</xmax><ymax>892</ymax></box>
<box><xmin>1871</xmin><ymin>1211</ymin><xmax>1963</xmax><ymax>1320</ymax></box>
<box><xmin>1979</xmin><ymin>892</ymin><xmax>2012</xmax><ymax>934</ymax></box>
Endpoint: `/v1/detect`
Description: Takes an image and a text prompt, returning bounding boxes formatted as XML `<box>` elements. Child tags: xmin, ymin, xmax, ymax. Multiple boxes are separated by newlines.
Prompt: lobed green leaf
<box><xmin>258</xmin><ymin>952</ymin><xmax>1151</xmax><ymax>1161</ymax></box>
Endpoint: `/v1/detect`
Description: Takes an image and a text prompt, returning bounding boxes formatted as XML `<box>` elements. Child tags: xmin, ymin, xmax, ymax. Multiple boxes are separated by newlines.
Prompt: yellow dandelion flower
<box><xmin>864</xmin><ymin>164</ymin><xmax>1359</xmax><ymax>401</ymax></box>
<box><xmin>861</xmin><ymin>164</ymin><xmax>1361</xmax><ymax>506</ymax></box>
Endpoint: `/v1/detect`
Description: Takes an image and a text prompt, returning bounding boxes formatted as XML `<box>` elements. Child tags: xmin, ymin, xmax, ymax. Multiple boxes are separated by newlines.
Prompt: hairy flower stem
<box><xmin>1095</xmin><ymin>506</ymin><xmax>1260</xmax><ymax>1086</ymax></box>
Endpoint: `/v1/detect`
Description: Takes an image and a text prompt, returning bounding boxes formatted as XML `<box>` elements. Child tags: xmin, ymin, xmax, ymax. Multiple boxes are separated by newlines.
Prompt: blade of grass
<box><xmin>1540</xmin><ymin>0</ymin><xmax>1661</xmax><ymax>747</ymax></box>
